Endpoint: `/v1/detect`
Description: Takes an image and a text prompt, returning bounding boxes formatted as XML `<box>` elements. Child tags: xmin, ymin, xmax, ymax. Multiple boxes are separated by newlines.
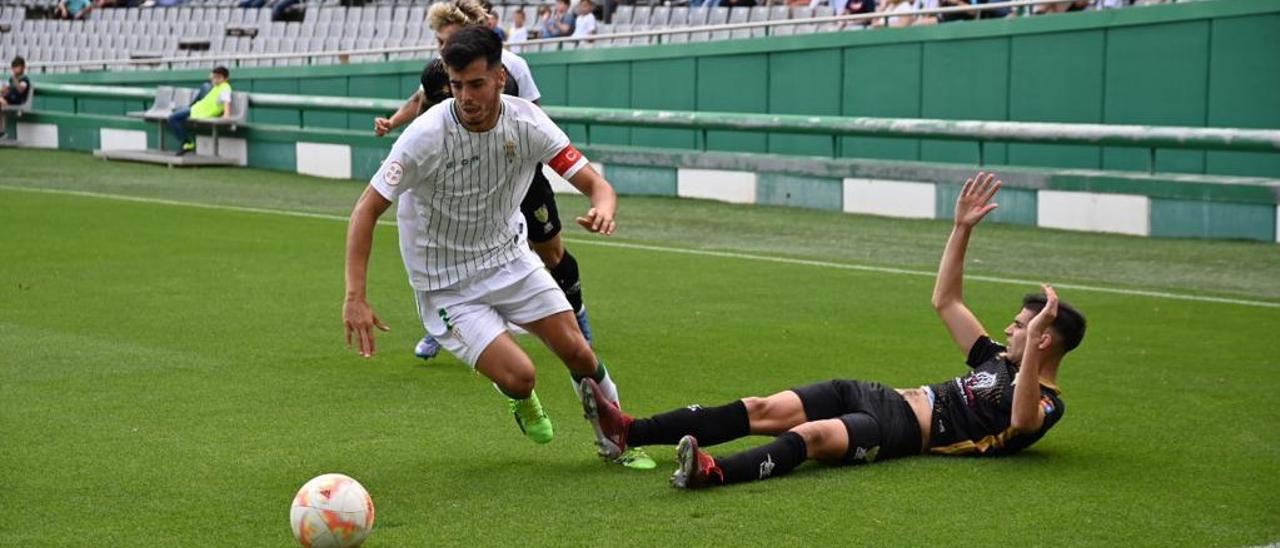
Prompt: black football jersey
<box><xmin>926</xmin><ymin>336</ymin><xmax>1065</xmax><ymax>456</ymax></box>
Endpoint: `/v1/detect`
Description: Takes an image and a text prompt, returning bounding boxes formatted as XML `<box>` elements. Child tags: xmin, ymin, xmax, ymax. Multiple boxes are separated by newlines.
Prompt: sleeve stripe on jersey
<box><xmin>547</xmin><ymin>144</ymin><xmax>588</xmax><ymax>178</ymax></box>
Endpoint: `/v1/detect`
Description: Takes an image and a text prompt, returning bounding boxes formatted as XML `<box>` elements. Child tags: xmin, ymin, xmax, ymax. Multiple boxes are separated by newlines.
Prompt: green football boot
<box><xmin>612</xmin><ymin>447</ymin><xmax>657</xmax><ymax>470</ymax></box>
<box><xmin>509</xmin><ymin>391</ymin><xmax>554</xmax><ymax>444</ymax></box>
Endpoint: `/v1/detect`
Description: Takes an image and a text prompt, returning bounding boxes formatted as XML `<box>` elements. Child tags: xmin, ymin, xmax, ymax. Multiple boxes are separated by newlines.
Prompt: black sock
<box><xmin>629</xmin><ymin>400</ymin><xmax>750</xmax><ymax>447</ymax></box>
<box><xmin>714</xmin><ymin>432</ymin><xmax>808</xmax><ymax>486</ymax></box>
<box><xmin>549</xmin><ymin>250</ymin><xmax>584</xmax><ymax>313</ymax></box>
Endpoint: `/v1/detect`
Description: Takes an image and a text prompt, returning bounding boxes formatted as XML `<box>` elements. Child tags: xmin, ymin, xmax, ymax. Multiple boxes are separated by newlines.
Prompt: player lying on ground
<box><xmin>344</xmin><ymin>26</ymin><xmax>652</xmax><ymax>469</ymax></box>
<box><xmin>580</xmin><ymin>172</ymin><xmax>1087</xmax><ymax>487</ymax></box>
<box><xmin>374</xmin><ymin>0</ymin><xmax>599</xmax><ymax>361</ymax></box>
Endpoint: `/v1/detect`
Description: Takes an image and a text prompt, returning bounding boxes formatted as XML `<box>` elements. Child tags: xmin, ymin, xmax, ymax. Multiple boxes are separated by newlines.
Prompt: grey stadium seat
<box><xmin>710</xmin><ymin>6</ymin><xmax>732</xmax><ymax>40</ymax></box>
<box><xmin>688</xmin><ymin>6</ymin><xmax>709</xmax><ymax>26</ymax></box>
<box><xmin>629</xmin><ymin>6</ymin><xmax>651</xmax><ymax>26</ymax></box>
<box><xmin>669</xmin><ymin>7</ymin><xmax>688</xmax><ymax>26</ymax></box>
<box><xmin>793</xmin><ymin>7</ymin><xmax>816</xmax><ymax>33</ymax></box>
<box><xmin>813</xmin><ymin>6</ymin><xmax>837</xmax><ymax>32</ymax></box>
<box><xmin>612</xmin><ymin>5</ymin><xmax>632</xmax><ymax>24</ymax></box>
<box><xmin>649</xmin><ymin>6</ymin><xmax>670</xmax><ymax>26</ymax></box>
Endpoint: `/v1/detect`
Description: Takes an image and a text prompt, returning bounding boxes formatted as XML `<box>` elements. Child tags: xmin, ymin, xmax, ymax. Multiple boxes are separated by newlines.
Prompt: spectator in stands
<box><xmin>571</xmin><ymin>0</ymin><xmax>596</xmax><ymax>40</ymax></box>
<box><xmin>844</xmin><ymin>0</ymin><xmax>878</xmax><ymax>15</ymax></box>
<box><xmin>1034</xmin><ymin>0</ymin><xmax>1090</xmax><ymax>13</ymax></box>
<box><xmin>508</xmin><ymin>8</ymin><xmax>530</xmax><ymax>50</ymax></box>
<box><xmin>488</xmin><ymin>11</ymin><xmax>507</xmax><ymax>42</ymax></box>
<box><xmin>872</xmin><ymin>0</ymin><xmax>917</xmax><ymax>27</ymax></box>
<box><xmin>168</xmin><ymin>66</ymin><xmax>233</xmax><ymax>155</ymax></box>
<box><xmin>936</xmin><ymin>0</ymin><xmax>1012</xmax><ymax>21</ymax></box>
<box><xmin>541</xmin><ymin>0</ymin><xmax>574</xmax><ymax>38</ymax></box>
<box><xmin>237</xmin><ymin>0</ymin><xmax>298</xmax><ymax>21</ymax></box>
<box><xmin>531</xmin><ymin>5</ymin><xmax>551</xmax><ymax>38</ymax></box>
<box><xmin>56</xmin><ymin>0</ymin><xmax>94</xmax><ymax>19</ymax></box>
<box><xmin>95</xmin><ymin>0</ymin><xmax>140</xmax><ymax>8</ymax></box>
<box><xmin>0</xmin><ymin>56</ymin><xmax>30</xmax><ymax>139</ymax></box>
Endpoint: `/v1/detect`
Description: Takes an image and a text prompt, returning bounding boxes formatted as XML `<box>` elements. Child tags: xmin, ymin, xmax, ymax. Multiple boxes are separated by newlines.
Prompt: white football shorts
<box><xmin>413</xmin><ymin>250</ymin><xmax>571</xmax><ymax>368</ymax></box>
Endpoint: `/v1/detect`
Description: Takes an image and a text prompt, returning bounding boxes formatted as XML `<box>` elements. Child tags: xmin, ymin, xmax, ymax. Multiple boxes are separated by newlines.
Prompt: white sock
<box><xmin>572</xmin><ymin>362</ymin><xmax>620</xmax><ymax>408</ymax></box>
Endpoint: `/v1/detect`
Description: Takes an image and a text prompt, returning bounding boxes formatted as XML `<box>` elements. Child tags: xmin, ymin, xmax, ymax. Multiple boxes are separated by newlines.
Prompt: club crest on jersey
<box><xmin>383</xmin><ymin>161</ymin><xmax>404</xmax><ymax>187</ymax></box>
<box><xmin>534</xmin><ymin>205</ymin><xmax>550</xmax><ymax>224</ymax></box>
<box><xmin>504</xmin><ymin>140</ymin><xmax>516</xmax><ymax>162</ymax></box>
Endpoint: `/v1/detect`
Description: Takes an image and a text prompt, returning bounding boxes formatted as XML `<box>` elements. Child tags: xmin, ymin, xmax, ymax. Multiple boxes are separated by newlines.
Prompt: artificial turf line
<box><xmin>4</xmin><ymin>183</ymin><xmax>1277</xmax><ymax>310</ymax></box>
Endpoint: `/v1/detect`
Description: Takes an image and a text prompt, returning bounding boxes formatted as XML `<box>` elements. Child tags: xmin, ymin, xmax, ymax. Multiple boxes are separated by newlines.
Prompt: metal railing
<box><xmin>28</xmin><ymin>0</ymin><xmax>1090</xmax><ymax>73</ymax></box>
<box><xmin>32</xmin><ymin>81</ymin><xmax>1280</xmax><ymax>174</ymax></box>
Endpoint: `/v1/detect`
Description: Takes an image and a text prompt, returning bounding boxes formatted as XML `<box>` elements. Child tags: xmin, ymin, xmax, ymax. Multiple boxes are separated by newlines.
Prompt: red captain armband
<box><xmin>547</xmin><ymin>145</ymin><xmax>586</xmax><ymax>176</ymax></box>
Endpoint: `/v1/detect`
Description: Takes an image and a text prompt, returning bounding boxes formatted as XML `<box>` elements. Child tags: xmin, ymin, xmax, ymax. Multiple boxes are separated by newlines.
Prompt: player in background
<box><xmin>580</xmin><ymin>173</ymin><xmax>1086</xmax><ymax>487</ymax></box>
<box><xmin>374</xmin><ymin>0</ymin><xmax>598</xmax><ymax>362</ymax></box>
<box><xmin>345</xmin><ymin>26</ymin><xmax>654</xmax><ymax>470</ymax></box>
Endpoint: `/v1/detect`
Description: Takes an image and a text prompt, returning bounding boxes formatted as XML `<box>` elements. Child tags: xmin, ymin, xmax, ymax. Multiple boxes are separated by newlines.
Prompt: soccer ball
<box><xmin>290</xmin><ymin>473</ymin><xmax>375</xmax><ymax>548</ymax></box>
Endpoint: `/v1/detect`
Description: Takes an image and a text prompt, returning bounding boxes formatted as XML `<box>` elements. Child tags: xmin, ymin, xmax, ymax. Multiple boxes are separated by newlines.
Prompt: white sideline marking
<box><xmin>2</xmin><ymin>184</ymin><xmax>1277</xmax><ymax>310</ymax></box>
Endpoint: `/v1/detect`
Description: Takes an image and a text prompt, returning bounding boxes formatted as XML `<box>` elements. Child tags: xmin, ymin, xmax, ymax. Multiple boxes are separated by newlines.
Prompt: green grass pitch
<box><xmin>1</xmin><ymin>149</ymin><xmax>1277</xmax><ymax>545</ymax></box>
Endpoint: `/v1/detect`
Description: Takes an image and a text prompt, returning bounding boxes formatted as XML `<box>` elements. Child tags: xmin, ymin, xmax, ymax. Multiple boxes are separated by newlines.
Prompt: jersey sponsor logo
<box><xmin>383</xmin><ymin>160</ymin><xmax>404</xmax><ymax>187</ymax></box>
<box><xmin>548</xmin><ymin>145</ymin><xmax>584</xmax><ymax>176</ymax></box>
<box><xmin>444</xmin><ymin>155</ymin><xmax>482</xmax><ymax>170</ymax></box>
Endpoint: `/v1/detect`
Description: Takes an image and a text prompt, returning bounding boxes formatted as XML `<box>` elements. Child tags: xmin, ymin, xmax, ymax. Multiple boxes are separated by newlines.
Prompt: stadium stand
<box><xmin>0</xmin><ymin>0</ymin><xmax>1169</xmax><ymax>74</ymax></box>
<box><xmin>97</xmin><ymin>83</ymin><xmax>246</xmax><ymax>165</ymax></box>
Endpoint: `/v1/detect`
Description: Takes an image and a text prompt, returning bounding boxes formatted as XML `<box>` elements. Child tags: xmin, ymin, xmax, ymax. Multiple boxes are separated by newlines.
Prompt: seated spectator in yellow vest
<box><xmin>1</xmin><ymin>56</ymin><xmax>31</xmax><ymax>139</ymax></box>
<box><xmin>168</xmin><ymin>67</ymin><xmax>233</xmax><ymax>155</ymax></box>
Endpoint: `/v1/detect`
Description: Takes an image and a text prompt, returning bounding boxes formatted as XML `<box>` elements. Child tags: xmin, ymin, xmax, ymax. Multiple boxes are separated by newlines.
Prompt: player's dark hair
<box><xmin>422</xmin><ymin>58</ymin><xmax>452</xmax><ymax>106</ymax></box>
<box><xmin>212</xmin><ymin>66</ymin><xmax>230</xmax><ymax>78</ymax></box>
<box><xmin>441</xmin><ymin>25</ymin><xmax>502</xmax><ymax>72</ymax></box>
<box><xmin>11</xmin><ymin>55</ymin><xmax>24</xmax><ymax>68</ymax></box>
<box><xmin>1022</xmin><ymin>294</ymin><xmax>1086</xmax><ymax>354</ymax></box>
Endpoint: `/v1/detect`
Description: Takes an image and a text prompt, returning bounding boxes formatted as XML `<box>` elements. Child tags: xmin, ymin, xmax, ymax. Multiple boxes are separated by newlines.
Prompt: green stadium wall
<box><xmin>8</xmin><ymin>114</ymin><xmax>1280</xmax><ymax>243</ymax></box>
<box><xmin>9</xmin><ymin>0</ymin><xmax>1279</xmax><ymax>243</ymax></box>
<box><xmin>32</xmin><ymin>0</ymin><xmax>1280</xmax><ymax>179</ymax></box>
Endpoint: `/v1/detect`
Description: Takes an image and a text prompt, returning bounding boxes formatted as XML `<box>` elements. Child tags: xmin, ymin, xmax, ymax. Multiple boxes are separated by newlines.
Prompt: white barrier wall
<box><xmin>296</xmin><ymin>142</ymin><xmax>352</xmax><ymax>179</ymax></box>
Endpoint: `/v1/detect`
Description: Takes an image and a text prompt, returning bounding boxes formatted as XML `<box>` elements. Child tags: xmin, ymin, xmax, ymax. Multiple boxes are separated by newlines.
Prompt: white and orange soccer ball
<box><xmin>289</xmin><ymin>473</ymin><xmax>375</xmax><ymax>548</ymax></box>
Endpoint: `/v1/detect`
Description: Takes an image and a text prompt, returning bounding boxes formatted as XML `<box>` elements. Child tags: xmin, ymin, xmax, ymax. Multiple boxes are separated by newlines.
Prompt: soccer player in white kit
<box><xmin>375</xmin><ymin>0</ymin><xmax>600</xmax><ymax>361</ymax></box>
<box><xmin>343</xmin><ymin>25</ymin><xmax>653</xmax><ymax>468</ymax></box>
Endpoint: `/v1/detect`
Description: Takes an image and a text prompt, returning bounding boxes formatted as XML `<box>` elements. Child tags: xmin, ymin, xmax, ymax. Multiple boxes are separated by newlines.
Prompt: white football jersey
<box><xmin>370</xmin><ymin>95</ymin><xmax>589</xmax><ymax>291</ymax></box>
<box><xmin>500</xmin><ymin>49</ymin><xmax>541</xmax><ymax>103</ymax></box>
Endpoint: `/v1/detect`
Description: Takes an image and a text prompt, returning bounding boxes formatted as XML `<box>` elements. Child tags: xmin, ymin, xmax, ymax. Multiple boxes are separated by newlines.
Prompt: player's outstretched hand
<box><xmin>343</xmin><ymin>298</ymin><xmax>390</xmax><ymax>358</ymax></box>
<box><xmin>955</xmin><ymin>171</ymin><xmax>1001</xmax><ymax>228</ymax></box>
<box><xmin>576</xmin><ymin>207</ymin><xmax>616</xmax><ymax>236</ymax></box>
<box><xmin>373</xmin><ymin>117</ymin><xmax>392</xmax><ymax>137</ymax></box>
<box><xmin>1027</xmin><ymin>283</ymin><xmax>1058</xmax><ymax>350</ymax></box>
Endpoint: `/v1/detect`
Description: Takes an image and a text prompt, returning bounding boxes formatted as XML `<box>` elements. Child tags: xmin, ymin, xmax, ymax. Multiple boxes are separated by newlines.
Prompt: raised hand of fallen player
<box><xmin>576</xmin><ymin>207</ymin><xmax>616</xmax><ymax>235</ymax></box>
<box><xmin>955</xmin><ymin>171</ymin><xmax>1001</xmax><ymax>228</ymax></box>
<box><xmin>343</xmin><ymin>298</ymin><xmax>390</xmax><ymax>358</ymax></box>
<box><xmin>1027</xmin><ymin>283</ymin><xmax>1058</xmax><ymax>351</ymax></box>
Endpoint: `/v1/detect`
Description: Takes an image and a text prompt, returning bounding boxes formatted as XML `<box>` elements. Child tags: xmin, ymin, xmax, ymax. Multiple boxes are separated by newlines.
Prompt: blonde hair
<box><xmin>427</xmin><ymin>0</ymin><xmax>488</xmax><ymax>32</ymax></box>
